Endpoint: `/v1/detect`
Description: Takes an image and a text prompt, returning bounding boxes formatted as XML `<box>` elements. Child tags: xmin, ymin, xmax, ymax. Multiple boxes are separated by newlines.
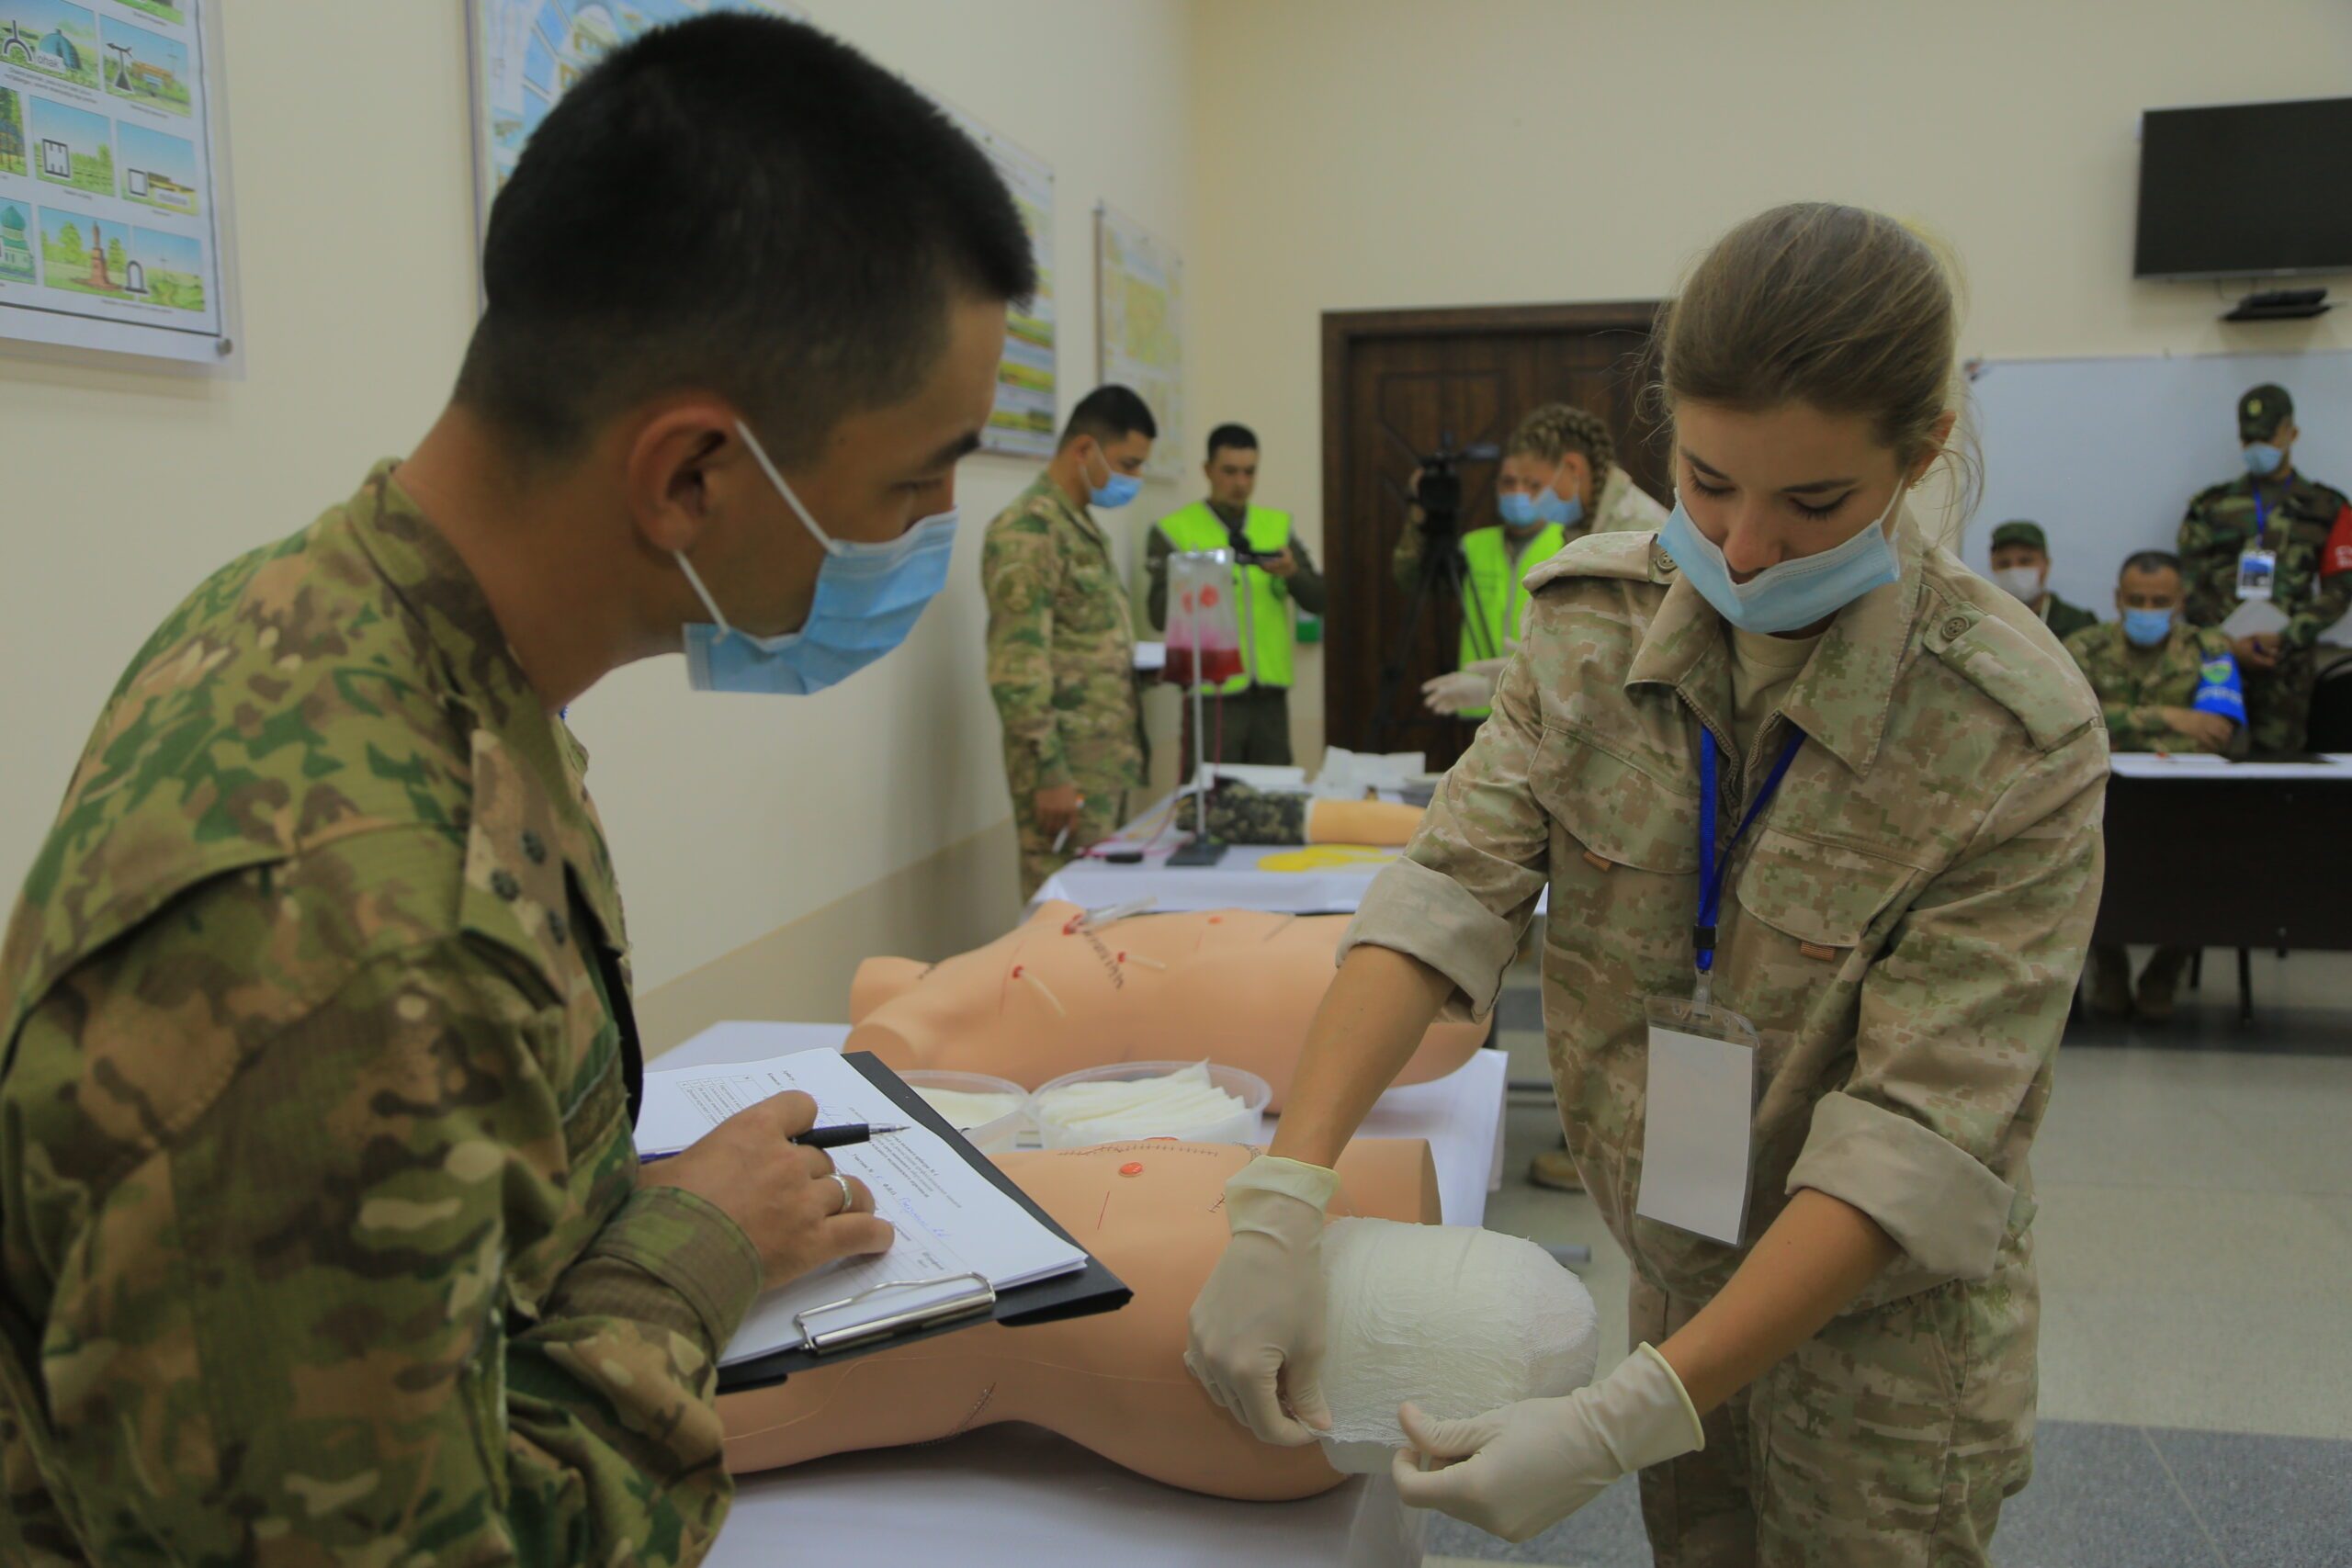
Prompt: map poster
<box><xmin>0</xmin><ymin>0</ymin><xmax>231</xmax><ymax>364</ymax></box>
<box><xmin>469</xmin><ymin>0</ymin><xmax>804</xmax><ymax>223</ymax></box>
<box><xmin>936</xmin><ymin>100</ymin><xmax>1055</xmax><ymax>459</ymax></box>
<box><xmin>1094</xmin><ymin>203</ymin><xmax>1182</xmax><ymax>479</ymax></box>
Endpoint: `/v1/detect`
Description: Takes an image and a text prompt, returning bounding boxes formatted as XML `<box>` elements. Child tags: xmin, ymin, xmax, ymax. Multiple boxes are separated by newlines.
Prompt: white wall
<box><xmin>0</xmin><ymin>1</ymin><xmax>1194</xmax><ymax>997</ymax></box>
<box><xmin>1187</xmin><ymin>0</ymin><xmax>2352</xmax><ymax>760</ymax></box>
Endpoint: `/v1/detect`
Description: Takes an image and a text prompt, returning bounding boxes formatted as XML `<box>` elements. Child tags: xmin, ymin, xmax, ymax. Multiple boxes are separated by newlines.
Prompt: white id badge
<box><xmin>2236</xmin><ymin>548</ymin><xmax>2278</xmax><ymax>602</ymax></box>
<box><xmin>1634</xmin><ymin>996</ymin><xmax>1758</xmax><ymax>1247</ymax></box>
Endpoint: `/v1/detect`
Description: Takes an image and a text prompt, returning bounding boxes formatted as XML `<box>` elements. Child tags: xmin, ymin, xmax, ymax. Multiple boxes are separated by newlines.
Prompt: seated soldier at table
<box><xmin>2065</xmin><ymin>548</ymin><xmax>2246</xmax><ymax>1022</ymax></box>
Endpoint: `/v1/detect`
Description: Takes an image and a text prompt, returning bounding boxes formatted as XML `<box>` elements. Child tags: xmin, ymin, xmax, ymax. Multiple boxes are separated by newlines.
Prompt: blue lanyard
<box><xmin>1694</xmin><ymin>728</ymin><xmax>1805</xmax><ymax>976</ymax></box>
<box><xmin>2253</xmin><ymin>488</ymin><xmax>2270</xmax><ymax>548</ymax></box>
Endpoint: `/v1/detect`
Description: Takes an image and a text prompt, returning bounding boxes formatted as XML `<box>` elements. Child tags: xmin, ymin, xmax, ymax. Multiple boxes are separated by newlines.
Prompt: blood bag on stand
<box><xmin>1163</xmin><ymin>548</ymin><xmax>1244</xmax><ymax>689</ymax></box>
<box><xmin>1162</xmin><ymin>549</ymin><xmax>1241</xmax><ymax>864</ymax></box>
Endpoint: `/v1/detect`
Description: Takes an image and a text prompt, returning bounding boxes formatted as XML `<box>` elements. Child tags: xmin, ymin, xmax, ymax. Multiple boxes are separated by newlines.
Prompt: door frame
<box><xmin>1317</xmin><ymin>299</ymin><xmax>1667</xmax><ymax>758</ymax></box>
<box><xmin>1317</xmin><ymin>299</ymin><xmax>1667</xmax><ymax>538</ymax></box>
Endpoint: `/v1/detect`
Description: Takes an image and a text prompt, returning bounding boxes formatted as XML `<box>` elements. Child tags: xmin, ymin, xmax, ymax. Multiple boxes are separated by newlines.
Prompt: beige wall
<box><xmin>0</xmin><ymin>2</ymin><xmax>1193</xmax><ymax>1039</ymax></box>
<box><xmin>1188</xmin><ymin>0</ymin><xmax>2352</xmax><ymax>763</ymax></box>
<box><xmin>11</xmin><ymin>0</ymin><xmax>2352</xmax><ymax>1041</ymax></box>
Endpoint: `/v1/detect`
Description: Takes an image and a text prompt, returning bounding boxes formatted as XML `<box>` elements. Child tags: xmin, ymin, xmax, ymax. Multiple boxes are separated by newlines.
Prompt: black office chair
<box><xmin>2307</xmin><ymin>659</ymin><xmax>2352</xmax><ymax>754</ymax></box>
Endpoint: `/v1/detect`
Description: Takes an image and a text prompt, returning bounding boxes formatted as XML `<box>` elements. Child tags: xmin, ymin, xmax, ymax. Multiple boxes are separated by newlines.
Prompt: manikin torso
<box><xmin>718</xmin><ymin>1140</ymin><xmax>1600</xmax><ymax>1501</ymax></box>
<box><xmin>845</xmin><ymin>903</ymin><xmax>1486</xmax><ymax>1107</ymax></box>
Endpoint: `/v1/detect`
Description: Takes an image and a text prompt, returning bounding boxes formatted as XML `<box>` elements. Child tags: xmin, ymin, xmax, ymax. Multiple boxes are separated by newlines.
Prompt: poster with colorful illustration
<box><xmin>935</xmin><ymin>98</ymin><xmax>1056</xmax><ymax>458</ymax></box>
<box><xmin>1095</xmin><ymin>204</ymin><xmax>1184</xmax><ymax>479</ymax></box>
<box><xmin>469</xmin><ymin>0</ymin><xmax>804</xmax><ymax>219</ymax></box>
<box><xmin>0</xmin><ymin>0</ymin><xmax>226</xmax><ymax>361</ymax></box>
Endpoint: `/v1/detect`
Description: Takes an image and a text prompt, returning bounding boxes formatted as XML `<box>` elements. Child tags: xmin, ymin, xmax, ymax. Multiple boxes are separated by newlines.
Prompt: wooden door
<box><xmin>1320</xmin><ymin>302</ymin><xmax>1667</xmax><ymax>771</ymax></box>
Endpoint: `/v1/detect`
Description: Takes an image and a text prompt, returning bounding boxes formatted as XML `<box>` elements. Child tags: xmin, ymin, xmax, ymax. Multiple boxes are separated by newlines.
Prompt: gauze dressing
<box><xmin>1314</xmin><ymin>1218</ymin><xmax>1600</xmax><ymax>1473</ymax></box>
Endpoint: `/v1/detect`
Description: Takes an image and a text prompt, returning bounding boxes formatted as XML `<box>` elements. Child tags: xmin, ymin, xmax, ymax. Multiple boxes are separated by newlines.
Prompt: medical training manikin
<box><xmin>844</xmin><ymin>904</ymin><xmax>1486</xmax><ymax>1106</ymax></box>
<box><xmin>718</xmin><ymin>1140</ymin><xmax>1599</xmax><ymax>1498</ymax></box>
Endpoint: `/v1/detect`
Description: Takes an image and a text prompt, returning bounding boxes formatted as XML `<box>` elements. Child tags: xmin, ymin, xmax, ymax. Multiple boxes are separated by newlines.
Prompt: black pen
<box><xmin>794</xmin><ymin>1122</ymin><xmax>908</xmax><ymax>1151</ymax></box>
<box><xmin>639</xmin><ymin>1122</ymin><xmax>908</xmax><ymax>1165</ymax></box>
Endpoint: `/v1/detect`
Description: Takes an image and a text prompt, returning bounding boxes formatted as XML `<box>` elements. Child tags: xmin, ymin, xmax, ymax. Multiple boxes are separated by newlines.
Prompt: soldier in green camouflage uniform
<box><xmin>984</xmin><ymin>388</ymin><xmax>1155</xmax><ymax>899</ymax></box>
<box><xmin>0</xmin><ymin>472</ymin><xmax>765</xmax><ymax>1564</ymax></box>
<box><xmin>0</xmin><ymin>15</ymin><xmax>1036</xmax><ymax>1562</ymax></box>
<box><xmin>2066</xmin><ymin>550</ymin><xmax>2245</xmax><ymax>1021</ymax></box>
<box><xmin>2177</xmin><ymin>383</ymin><xmax>2352</xmax><ymax>753</ymax></box>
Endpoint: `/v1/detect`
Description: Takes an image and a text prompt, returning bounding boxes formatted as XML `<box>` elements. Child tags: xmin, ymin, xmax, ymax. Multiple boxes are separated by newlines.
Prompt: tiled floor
<box><xmin>1428</xmin><ymin>947</ymin><xmax>2352</xmax><ymax>1568</ymax></box>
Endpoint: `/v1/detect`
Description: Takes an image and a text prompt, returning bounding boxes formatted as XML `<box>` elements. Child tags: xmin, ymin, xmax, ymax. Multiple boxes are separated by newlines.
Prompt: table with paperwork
<box><xmin>661</xmin><ymin>1021</ymin><xmax>1511</xmax><ymax>1568</ymax></box>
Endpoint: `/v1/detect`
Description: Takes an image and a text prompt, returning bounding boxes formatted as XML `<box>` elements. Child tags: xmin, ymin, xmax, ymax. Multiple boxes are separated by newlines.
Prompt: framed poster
<box><xmin>0</xmin><ymin>0</ymin><xmax>237</xmax><ymax>367</ymax></box>
<box><xmin>934</xmin><ymin>96</ymin><xmax>1056</xmax><ymax>458</ymax></box>
<box><xmin>1094</xmin><ymin>203</ymin><xmax>1182</xmax><ymax>479</ymax></box>
<box><xmin>468</xmin><ymin>0</ymin><xmax>803</xmax><ymax>228</ymax></box>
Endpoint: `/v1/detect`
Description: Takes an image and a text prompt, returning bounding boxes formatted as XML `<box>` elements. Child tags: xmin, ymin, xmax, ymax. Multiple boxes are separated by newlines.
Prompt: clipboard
<box><xmin>715</xmin><ymin>1051</ymin><xmax>1131</xmax><ymax>1392</ymax></box>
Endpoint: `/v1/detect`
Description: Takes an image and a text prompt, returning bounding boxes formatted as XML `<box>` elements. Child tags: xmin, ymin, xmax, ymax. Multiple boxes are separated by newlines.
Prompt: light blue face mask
<box><xmin>1086</xmin><ymin>446</ymin><xmax>1143</xmax><ymax>509</ymax></box>
<box><xmin>2244</xmin><ymin>442</ymin><xmax>2284</xmax><ymax>477</ymax></box>
<box><xmin>1498</xmin><ymin>463</ymin><xmax>1584</xmax><ymax>532</ymax></box>
<box><xmin>676</xmin><ymin>421</ymin><xmax>957</xmax><ymax>695</ymax></box>
<box><xmin>1658</xmin><ymin>481</ymin><xmax>1906</xmax><ymax>635</ymax></box>
<box><xmin>2122</xmin><ymin>606</ymin><xmax>2176</xmax><ymax>648</ymax></box>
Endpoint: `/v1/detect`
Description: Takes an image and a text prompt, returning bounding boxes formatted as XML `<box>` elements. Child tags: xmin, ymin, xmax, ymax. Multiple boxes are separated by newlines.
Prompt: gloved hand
<box><xmin>1391</xmin><ymin>1343</ymin><xmax>1704</xmax><ymax>1543</ymax></box>
<box><xmin>1421</xmin><ymin>660</ymin><xmax>1505</xmax><ymax>716</ymax></box>
<box><xmin>1183</xmin><ymin>1155</ymin><xmax>1339</xmax><ymax>1445</ymax></box>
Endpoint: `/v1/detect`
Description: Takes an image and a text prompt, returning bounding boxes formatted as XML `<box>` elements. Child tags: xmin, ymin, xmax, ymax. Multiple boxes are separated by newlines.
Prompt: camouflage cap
<box><xmin>1989</xmin><ymin>520</ymin><xmax>2048</xmax><ymax>554</ymax></box>
<box><xmin>2239</xmin><ymin>383</ymin><xmax>2292</xmax><ymax>441</ymax></box>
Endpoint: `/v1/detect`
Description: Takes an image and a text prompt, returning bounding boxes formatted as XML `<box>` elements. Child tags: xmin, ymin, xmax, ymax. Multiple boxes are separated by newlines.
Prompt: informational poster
<box><xmin>936</xmin><ymin>99</ymin><xmax>1055</xmax><ymax>458</ymax></box>
<box><xmin>0</xmin><ymin>0</ymin><xmax>231</xmax><ymax>364</ymax></box>
<box><xmin>1094</xmin><ymin>204</ymin><xmax>1183</xmax><ymax>479</ymax></box>
<box><xmin>469</xmin><ymin>4</ymin><xmax>1057</xmax><ymax>456</ymax></box>
<box><xmin>469</xmin><ymin>0</ymin><xmax>805</xmax><ymax>220</ymax></box>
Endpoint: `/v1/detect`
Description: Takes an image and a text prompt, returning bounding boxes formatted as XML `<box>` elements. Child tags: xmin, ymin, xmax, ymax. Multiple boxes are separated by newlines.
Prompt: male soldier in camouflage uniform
<box><xmin>2177</xmin><ymin>383</ymin><xmax>2352</xmax><ymax>753</ymax></box>
<box><xmin>984</xmin><ymin>386</ymin><xmax>1155</xmax><ymax>899</ymax></box>
<box><xmin>0</xmin><ymin>17</ymin><xmax>1034</xmax><ymax>1563</ymax></box>
<box><xmin>1985</xmin><ymin>519</ymin><xmax>2099</xmax><ymax>641</ymax></box>
<box><xmin>2067</xmin><ymin>549</ymin><xmax>2245</xmax><ymax>1022</ymax></box>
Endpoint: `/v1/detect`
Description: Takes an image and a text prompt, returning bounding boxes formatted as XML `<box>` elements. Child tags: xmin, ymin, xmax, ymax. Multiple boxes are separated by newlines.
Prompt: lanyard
<box><xmin>2253</xmin><ymin>488</ymin><xmax>2269</xmax><ymax>548</ymax></box>
<box><xmin>1694</xmin><ymin>728</ymin><xmax>1806</xmax><ymax>978</ymax></box>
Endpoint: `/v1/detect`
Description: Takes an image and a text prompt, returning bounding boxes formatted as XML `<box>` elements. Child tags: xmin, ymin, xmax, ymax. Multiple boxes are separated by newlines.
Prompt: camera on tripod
<box><xmin>1408</xmin><ymin>432</ymin><xmax>1502</xmax><ymax>542</ymax></box>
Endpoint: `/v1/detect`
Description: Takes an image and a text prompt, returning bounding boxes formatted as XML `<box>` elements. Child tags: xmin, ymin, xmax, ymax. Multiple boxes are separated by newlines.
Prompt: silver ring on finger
<box><xmin>829</xmin><ymin>1171</ymin><xmax>854</xmax><ymax>1215</ymax></box>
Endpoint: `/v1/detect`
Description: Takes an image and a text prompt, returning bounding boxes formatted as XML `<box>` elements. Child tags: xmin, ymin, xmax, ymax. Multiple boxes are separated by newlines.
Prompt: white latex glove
<box><xmin>1391</xmin><ymin>1343</ymin><xmax>1704</xmax><ymax>1543</ymax></box>
<box><xmin>1420</xmin><ymin>659</ymin><xmax>1506</xmax><ymax>716</ymax></box>
<box><xmin>1183</xmin><ymin>1155</ymin><xmax>1339</xmax><ymax>1445</ymax></box>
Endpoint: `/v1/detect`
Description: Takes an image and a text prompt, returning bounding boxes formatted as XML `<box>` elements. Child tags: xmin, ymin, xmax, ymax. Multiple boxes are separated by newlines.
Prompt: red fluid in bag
<box><xmin>1161</xmin><ymin>646</ymin><xmax>1244</xmax><ymax>686</ymax></box>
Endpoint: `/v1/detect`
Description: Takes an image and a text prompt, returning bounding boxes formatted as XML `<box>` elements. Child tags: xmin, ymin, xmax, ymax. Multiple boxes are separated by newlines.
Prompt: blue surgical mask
<box><xmin>1086</xmin><ymin>446</ymin><xmax>1142</xmax><ymax>509</ymax></box>
<box><xmin>2122</xmin><ymin>606</ymin><xmax>2175</xmax><ymax>649</ymax></box>
<box><xmin>676</xmin><ymin>421</ymin><xmax>957</xmax><ymax>695</ymax></box>
<box><xmin>1499</xmin><ymin>465</ymin><xmax>1584</xmax><ymax>532</ymax></box>
<box><xmin>1658</xmin><ymin>481</ymin><xmax>1906</xmax><ymax>635</ymax></box>
<box><xmin>2244</xmin><ymin>442</ymin><xmax>2284</xmax><ymax>477</ymax></box>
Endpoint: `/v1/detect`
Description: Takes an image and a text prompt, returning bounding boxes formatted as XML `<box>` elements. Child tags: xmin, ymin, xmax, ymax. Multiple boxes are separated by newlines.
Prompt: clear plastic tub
<box><xmin>1027</xmin><ymin>1061</ymin><xmax>1272</xmax><ymax>1150</ymax></box>
<box><xmin>901</xmin><ymin>1069</ymin><xmax>1030</xmax><ymax>1155</ymax></box>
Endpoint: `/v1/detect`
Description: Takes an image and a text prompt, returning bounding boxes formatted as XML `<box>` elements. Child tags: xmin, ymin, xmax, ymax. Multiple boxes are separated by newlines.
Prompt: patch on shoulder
<box><xmin>1524</xmin><ymin>528</ymin><xmax>1674</xmax><ymax>593</ymax></box>
<box><xmin>1922</xmin><ymin>596</ymin><xmax>2099</xmax><ymax>752</ymax></box>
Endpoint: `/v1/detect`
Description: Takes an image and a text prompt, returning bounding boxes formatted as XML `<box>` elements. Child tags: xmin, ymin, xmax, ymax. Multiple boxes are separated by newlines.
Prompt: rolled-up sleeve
<box><xmin>1787</xmin><ymin>726</ymin><xmax>2107</xmax><ymax>1282</ymax></box>
<box><xmin>1341</xmin><ymin>645</ymin><xmax>1552</xmax><ymax>1018</ymax></box>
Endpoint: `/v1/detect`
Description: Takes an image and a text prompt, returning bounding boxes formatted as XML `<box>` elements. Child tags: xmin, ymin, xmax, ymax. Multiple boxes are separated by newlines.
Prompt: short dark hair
<box><xmin>455</xmin><ymin>15</ymin><xmax>1035</xmax><ymax>462</ymax></box>
<box><xmin>1060</xmin><ymin>385</ymin><xmax>1158</xmax><ymax>448</ymax></box>
<box><xmin>1206</xmin><ymin>423</ymin><xmax>1258</xmax><ymax>459</ymax></box>
<box><xmin>2120</xmin><ymin>549</ymin><xmax>2183</xmax><ymax>581</ymax></box>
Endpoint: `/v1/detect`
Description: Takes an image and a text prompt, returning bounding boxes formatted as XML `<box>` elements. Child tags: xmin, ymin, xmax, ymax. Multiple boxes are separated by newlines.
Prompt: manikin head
<box><xmin>1314</xmin><ymin>1219</ymin><xmax>1599</xmax><ymax>1473</ymax></box>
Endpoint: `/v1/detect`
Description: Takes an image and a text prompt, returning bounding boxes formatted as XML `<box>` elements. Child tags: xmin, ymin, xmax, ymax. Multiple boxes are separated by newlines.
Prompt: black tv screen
<box><xmin>2134</xmin><ymin>96</ymin><xmax>2352</xmax><ymax>280</ymax></box>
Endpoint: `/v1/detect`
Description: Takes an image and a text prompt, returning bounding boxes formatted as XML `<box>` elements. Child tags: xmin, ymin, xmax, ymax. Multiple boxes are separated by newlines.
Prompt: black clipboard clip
<box><xmin>792</xmin><ymin>1271</ymin><xmax>996</xmax><ymax>1355</ymax></box>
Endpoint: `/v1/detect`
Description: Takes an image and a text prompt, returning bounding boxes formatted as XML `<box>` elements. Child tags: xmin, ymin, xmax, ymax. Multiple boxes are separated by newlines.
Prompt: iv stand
<box><xmin>1166</xmin><ymin>548</ymin><xmax>1227</xmax><ymax>869</ymax></box>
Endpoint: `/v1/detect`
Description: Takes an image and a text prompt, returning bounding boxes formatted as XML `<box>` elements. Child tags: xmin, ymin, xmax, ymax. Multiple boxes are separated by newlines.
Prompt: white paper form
<box><xmin>637</xmin><ymin>1050</ymin><xmax>1085</xmax><ymax>1366</ymax></box>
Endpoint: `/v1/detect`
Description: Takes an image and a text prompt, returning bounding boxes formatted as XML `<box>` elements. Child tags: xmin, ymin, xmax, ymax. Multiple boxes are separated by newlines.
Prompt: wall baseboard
<box><xmin>636</xmin><ymin>819</ymin><xmax>1024</xmax><ymax>1056</ymax></box>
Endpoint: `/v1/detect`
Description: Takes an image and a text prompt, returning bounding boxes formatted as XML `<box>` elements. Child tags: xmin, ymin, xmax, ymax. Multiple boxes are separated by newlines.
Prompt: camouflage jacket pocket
<box><xmin>1532</xmin><ymin>730</ymin><xmax>1701</xmax><ymax>997</ymax></box>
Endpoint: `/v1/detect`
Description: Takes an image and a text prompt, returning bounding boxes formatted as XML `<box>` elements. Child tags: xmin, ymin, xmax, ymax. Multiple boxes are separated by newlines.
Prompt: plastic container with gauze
<box><xmin>1027</xmin><ymin>1060</ymin><xmax>1270</xmax><ymax>1149</ymax></box>
<box><xmin>902</xmin><ymin>1069</ymin><xmax>1030</xmax><ymax>1154</ymax></box>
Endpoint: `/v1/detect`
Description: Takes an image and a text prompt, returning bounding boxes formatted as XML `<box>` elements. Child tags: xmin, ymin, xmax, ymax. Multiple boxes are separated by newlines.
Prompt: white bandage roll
<box><xmin>1315</xmin><ymin>1218</ymin><xmax>1600</xmax><ymax>1473</ymax></box>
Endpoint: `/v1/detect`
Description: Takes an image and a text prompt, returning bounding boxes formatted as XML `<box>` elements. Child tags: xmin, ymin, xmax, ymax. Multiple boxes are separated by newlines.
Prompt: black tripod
<box><xmin>1369</xmin><ymin>427</ymin><xmax>1502</xmax><ymax>750</ymax></box>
